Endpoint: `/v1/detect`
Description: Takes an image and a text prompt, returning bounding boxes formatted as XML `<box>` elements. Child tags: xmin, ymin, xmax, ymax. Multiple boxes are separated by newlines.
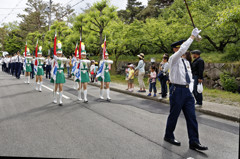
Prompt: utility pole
<box><xmin>48</xmin><ymin>0</ymin><xmax>52</xmax><ymax>31</ymax></box>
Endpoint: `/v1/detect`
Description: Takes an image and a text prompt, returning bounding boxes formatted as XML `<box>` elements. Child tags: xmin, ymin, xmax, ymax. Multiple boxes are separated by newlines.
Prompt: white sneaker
<box><xmin>53</xmin><ymin>99</ymin><xmax>57</xmax><ymax>104</ymax></box>
<box><xmin>100</xmin><ymin>96</ymin><xmax>104</xmax><ymax>100</ymax></box>
<box><xmin>39</xmin><ymin>87</ymin><xmax>42</xmax><ymax>92</ymax></box>
<box><xmin>78</xmin><ymin>97</ymin><xmax>82</xmax><ymax>101</ymax></box>
<box><xmin>195</xmin><ymin>104</ymin><xmax>202</xmax><ymax>108</ymax></box>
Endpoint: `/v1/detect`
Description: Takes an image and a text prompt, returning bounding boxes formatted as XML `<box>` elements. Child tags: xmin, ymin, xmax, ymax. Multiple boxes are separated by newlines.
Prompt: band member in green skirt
<box><xmin>98</xmin><ymin>52</ymin><xmax>113</xmax><ymax>101</ymax></box>
<box><xmin>24</xmin><ymin>48</ymin><xmax>32</xmax><ymax>84</ymax></box>
<box><xmin>35</xmin><ymin>46</ymin><xmax>45</xmax><ymax>92</ymax></box>
<box><xmin>51</xmin><ymin>41</ymin><xmax>67</xmax><ymax>106</ymax></box>
<box><xmin>79</xmin><ymin>44</ymin><xmax>90</xmax><ymax>103</ymax></box>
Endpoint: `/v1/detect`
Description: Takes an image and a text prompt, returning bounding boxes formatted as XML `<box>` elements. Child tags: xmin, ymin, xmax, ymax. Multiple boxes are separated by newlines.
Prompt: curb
<box><xmin>88</xmin><ymin>82</ymin><xmax>240</xmax><ymax>123</ymax></box>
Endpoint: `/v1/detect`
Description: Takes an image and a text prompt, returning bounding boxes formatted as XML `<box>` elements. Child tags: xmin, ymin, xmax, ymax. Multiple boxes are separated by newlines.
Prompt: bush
<box><xmin>220</xmin><ymin>72</ymin><xmax>238</xmax><ymax>93</ymax></box>
<box><xmin>222</xmin><ymin>43</ymin><xmax>240</xmax><ymax>62</ymax></box>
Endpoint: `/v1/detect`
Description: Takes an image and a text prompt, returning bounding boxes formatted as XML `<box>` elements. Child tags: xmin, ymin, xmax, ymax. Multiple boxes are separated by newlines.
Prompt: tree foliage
<box><xmin>0</xmin><ymin>0</ymin><xmax>239</xmax><ymax>63</ymax></box>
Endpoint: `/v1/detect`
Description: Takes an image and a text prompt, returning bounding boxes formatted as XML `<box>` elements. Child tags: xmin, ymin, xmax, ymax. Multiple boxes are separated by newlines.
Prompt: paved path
<box><xmin>0</xmin><ymin>71</ymin><xmax>239</xmax><ymax>159</ymax></box>
<box><xmin>92</xmin><ymin>82</ymin><xmax>240</xmax><ymax>122</ymax></box>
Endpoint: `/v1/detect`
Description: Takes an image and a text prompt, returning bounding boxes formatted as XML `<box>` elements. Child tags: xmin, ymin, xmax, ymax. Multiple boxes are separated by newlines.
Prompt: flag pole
<box><xmin>183</xmin><ymin>0</ymin><xmax>195</xmax><ymax>28</ymax></box>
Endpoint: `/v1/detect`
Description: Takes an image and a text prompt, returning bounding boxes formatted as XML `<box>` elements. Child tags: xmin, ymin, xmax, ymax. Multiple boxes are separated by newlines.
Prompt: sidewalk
<box><xmin>89</xmin><ymin>81</ymin><xmax>240</xmax><ymax>122</ymax></box>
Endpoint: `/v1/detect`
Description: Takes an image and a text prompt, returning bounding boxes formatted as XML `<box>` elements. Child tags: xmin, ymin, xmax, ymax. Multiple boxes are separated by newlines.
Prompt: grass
<box><xmin>110</xmin><ymin>74</ymin><xmax>240</xmax><ymax>107</ymax></box>
<box><xmin>203</xmin><ymin>87</ymin><xmax>240</xmax><ymax>106</ymax></box>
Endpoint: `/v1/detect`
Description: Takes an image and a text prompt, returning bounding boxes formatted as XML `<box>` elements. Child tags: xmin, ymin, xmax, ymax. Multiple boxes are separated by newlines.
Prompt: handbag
<box><xmin>197</xmin><ymin>83</ymin><xmax>203</xmax><ymax>93</ymax></box>
<box><xmin>157</xmin><ymin>71</ymin><xmax>164</xmax><ymax>81</ymax></box>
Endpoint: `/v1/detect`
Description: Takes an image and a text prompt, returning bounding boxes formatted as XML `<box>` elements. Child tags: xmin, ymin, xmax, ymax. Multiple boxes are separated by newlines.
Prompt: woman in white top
<box><xmin>135</xmin><ymin>53</ymin><xmax>146</xmax><ymax>92</ymax></box>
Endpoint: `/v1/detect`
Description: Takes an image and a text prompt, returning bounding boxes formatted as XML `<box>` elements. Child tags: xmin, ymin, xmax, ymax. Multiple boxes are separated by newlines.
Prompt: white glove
<box><xmin>192</xmin><ymin>28</ymin><xmax>201</xmax><ymax>37</ymax></box>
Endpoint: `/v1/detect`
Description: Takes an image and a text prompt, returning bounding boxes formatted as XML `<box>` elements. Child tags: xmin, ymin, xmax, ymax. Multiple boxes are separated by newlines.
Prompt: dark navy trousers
<box><xmin>193</xmin><ymin>75</ymin><xmax>203</xmax><ymax>105</ymax></box>
<box><xmin>46</xmin><ymin>65</ymin><xmax>51</xmax><ymax>79</ymax></box>
<box><xmin>160</xmin><ymin>76</ymin><xmax>168</xmax><ymax>98</ymax></box>
<box><xmin>11</xmin><ymin>62</ymin><xmax>15</xmax><ymax>76</ymax></box>
<box><xmin>31</xmin><ymin>63</ymin><xmax>35</xmax><ymax>79</ymax></box>
<box><xmin>149</xmin><ymin>82</ymin><xmax>157</xmax><ymax>93</ymax></box>
<box><xmin>165</xmin><ymin>85</ymin><xmax>199</xmax><ymax>144</ymax></box>
<box><xmin>15</xmin><ymin>62</ymin><xmax>21</xmax><ymax>79</ymax></box>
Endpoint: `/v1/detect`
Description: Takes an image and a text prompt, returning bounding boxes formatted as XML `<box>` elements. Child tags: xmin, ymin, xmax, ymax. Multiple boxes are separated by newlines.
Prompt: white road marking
<box><xmin>42</xmin><ymin>84</ymin><xmax>70</xmax><ymax>99</ymax></box>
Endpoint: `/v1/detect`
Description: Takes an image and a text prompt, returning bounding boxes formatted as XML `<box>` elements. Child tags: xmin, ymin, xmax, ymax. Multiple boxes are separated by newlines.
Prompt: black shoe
<box><xmin>190</xmin><ymin>142</ymin><xmax>208</xmax><ymax>151</ymax></box>
<box><xmin>164</xmin><ymin>137</ymin><xmax>181</xmax><ymax>146</ymax></box>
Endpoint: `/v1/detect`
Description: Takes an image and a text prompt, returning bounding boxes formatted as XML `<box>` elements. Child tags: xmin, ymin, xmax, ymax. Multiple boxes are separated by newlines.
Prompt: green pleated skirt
<box><xmin>37</xmin><ymin>67</ymin><xmax>44</xmax><ymax>76</ymax></box>
<box><xmin>81</xmin><ymin>71</ymin><xmax>90</xmax><ymax>83</ymax></box>
<box><xmin>26</xmin><ymin>64</ymin><xmax>32</xmax><ymax>72</ymax></box>
<box><xmin>50</xmin><ymin>70</ymin><xmax>65</xmax><ymax>84</ymax></box>
<box><xmin>98</xmin><ymin>71</ymin><xmax>111</xmax><ymax>82</ymax></box>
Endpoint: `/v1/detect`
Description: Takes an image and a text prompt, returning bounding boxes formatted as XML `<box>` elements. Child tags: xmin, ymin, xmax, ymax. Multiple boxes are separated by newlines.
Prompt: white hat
<box><xmin>137</xmin><ymin>53</ymin><xmax>144</xmax><ymax>59</ymax></box>
<box><xmin>129</xmin><ymin>64</ymin><xmax>134</xmax><ymax>68</ymax></box>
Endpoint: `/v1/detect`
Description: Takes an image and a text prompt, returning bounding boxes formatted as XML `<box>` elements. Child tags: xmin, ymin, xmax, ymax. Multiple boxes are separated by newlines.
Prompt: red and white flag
<box><xmin>53</xmin><ymin>32</ymin><xmax>57</xmax><ymax>56</ymax></box>
<box><xmin>34</xmin><ymin>40</ymin><xmax>38</xmax><ymax>73</ymax></box>
<box><xmin>24</xmin><ymin>41</ymin><xmax>27</xmax><ymax>57</ymax></box>
<box><xmin>79</xmin><ymin>36</ymin><xmax>82</xmax><ymax>60</ymax></box>
<box><xmin>103</xmin><ymin>35</ymin><xmax>106</xmax><ymax>59</ymax></box>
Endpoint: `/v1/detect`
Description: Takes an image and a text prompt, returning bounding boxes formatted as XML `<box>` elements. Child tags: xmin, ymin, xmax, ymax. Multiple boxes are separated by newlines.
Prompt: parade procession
<box><xmin>0</xmin><ymin>0</ymin><xmax>239</xmax><ymax>159</ymax></box>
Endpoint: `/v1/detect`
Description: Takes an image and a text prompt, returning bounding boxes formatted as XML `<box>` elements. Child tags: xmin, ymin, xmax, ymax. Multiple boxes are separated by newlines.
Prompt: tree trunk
<box><xmin>99</xmin><ymin>30</ymin><xmax>103</xmax><ymax>60</ymax></box>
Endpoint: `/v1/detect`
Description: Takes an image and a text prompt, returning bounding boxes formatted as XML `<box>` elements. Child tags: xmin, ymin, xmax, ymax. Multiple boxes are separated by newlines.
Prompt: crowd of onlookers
<box><xmin>125</xmin><ymin>53</ymin><xmax>170</xmax><ymax>99</ymax></box>
<box><xmin>125</xmin><ymin>51</ymin><xmax>204</xmax><ymax>106</ymax></box>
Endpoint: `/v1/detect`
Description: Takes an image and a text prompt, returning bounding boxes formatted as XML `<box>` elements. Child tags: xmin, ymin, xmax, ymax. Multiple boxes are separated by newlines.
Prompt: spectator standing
<box><xmin>128</xmin><ymin>64</ymin><xmax>135</xmax><ymax>92</ymax></box>
<box><xmin>135</xmin><ymin>53</ymin><xmax>146</xmax><ymax>92</ymax></box>
<box><xmin>191</xmin><ymin>50</ymin><xmax>205</xmax><ymax>107</ymax></box>
<box><xmin>158</xmin><ymin>55</ymin><xmax>169</xmax><ymax>99</ymax></box>
<box><xmin>125</xmin><ymin>63</ymin><xmax>131</xmax><ymax>90</ymax></box>
<box><xmin>147</xmin><ymin>66</ymin><xmax>157</xmax><ymax>97</ymax></box>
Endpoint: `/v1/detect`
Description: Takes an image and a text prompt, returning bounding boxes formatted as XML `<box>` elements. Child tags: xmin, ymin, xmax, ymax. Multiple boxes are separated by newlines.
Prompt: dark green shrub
<box><xmin>220</xmin><ymin>72</ymin><xmax>238</xmax><ymax>93</ymax></box>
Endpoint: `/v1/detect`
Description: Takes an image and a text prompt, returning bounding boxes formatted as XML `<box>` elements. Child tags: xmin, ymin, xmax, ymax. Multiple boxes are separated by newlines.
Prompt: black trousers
<box><xmin>193</xmin><ymin>75</ymin><xmax>203</xmax><ymax>105</ymax></box>
<box><xmin>2</xmin><ymin>63</ymin><xmax>5</xmax><ymax>71</ymax></box>
<box><xmin>15</xmin><ymin>62</ymin><xmax>21</xmax><ymax>79</ymax></box>
<box><xmin>31</xmin><ymin>63</ymin><xmax>35</xmax><ymax>79</ymax></box>
<box><xmin>46</xmin><ymin>65</ymin><xmax>51</xmax><ymax>79</ymax></box>
<box><xmin>160</xmin><ymin>76</ymin><xmax>168</xmax><ymax>98</ymax></box>
<box><xmin>165</xmin><ymin>85</ymin><xmax>199</xmax><ymax>144</ymax></box>
<box><xmin>12</xmin><ymin>62</ymin><xmax>15</xmax><ymax>76</ymax></box>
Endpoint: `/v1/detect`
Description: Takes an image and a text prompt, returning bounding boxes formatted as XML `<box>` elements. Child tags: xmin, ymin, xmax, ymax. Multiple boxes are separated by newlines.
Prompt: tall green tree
<box><xmin>82</xmin><ymin>0</ymin><xmax>117</xmax><ymax>57</ymax></box>
<box><xmin>4</xmin><ymin>29</ymin><xmax>24</xmax><ymax>54</ymax></box>
<box><xmin>118</xmin><ymin>0</ymin><xmax>144</xmax><ymax>23</ymax></box>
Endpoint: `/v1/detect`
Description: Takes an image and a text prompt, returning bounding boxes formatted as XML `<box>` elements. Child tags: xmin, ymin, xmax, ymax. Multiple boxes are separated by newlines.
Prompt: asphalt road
<box><xmin>0</xmin><ymin>69</ymin><xmax>239</xmax><ymax>159</ymax></box>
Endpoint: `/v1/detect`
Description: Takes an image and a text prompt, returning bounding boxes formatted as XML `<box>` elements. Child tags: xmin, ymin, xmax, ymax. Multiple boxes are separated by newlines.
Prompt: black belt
<box><xmin>172</xmin><ymin>83</ymin><xmax>189</xmax><ymax>88</ymax></box>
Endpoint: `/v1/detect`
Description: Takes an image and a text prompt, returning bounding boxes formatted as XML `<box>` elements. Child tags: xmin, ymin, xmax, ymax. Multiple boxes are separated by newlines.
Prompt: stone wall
<box><xmin>204</xmin><ymin>63</ymin><xmax>240</xmax><ymax>90</ymax></box>
<box><xmin>115</xmin><ymin>61</ymin><xmax>240</xmax><ymax>90</ymax></box>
